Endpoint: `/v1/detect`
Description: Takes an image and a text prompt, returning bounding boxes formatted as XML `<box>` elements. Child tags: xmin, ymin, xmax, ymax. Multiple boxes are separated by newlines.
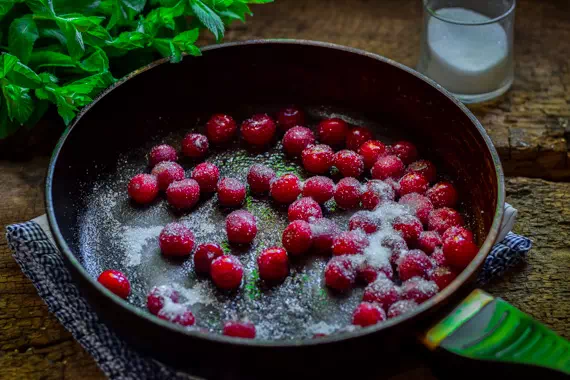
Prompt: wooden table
<box><xmin>1</xmin><ymin>0</ymin><xmax>569</xmax><ymax>378</ymax></box>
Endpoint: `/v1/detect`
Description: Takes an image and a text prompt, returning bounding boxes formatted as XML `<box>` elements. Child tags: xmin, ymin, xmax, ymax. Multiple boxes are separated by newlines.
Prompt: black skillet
<box><xmin>46</xmin><ymin>41</ymin><xmax>569</xmax><ymax>379</ymax></box>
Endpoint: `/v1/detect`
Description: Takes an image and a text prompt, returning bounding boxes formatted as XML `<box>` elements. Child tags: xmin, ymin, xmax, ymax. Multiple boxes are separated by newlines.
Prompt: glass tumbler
<box><xmin>417</xmin><ymin>0</ymin><xmax>516</xmax><ymax>104</ymax></box>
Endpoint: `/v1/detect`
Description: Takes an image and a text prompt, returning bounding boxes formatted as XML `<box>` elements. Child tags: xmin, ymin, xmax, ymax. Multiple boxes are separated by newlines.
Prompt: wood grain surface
<box><xmin>1</xmin><ymin>0</ymin><xmax>569</xmax><ymax>378</ymax></box>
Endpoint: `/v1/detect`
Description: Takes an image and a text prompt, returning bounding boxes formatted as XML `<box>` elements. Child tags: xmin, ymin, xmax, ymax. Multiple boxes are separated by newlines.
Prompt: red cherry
<box><xmin>146</xmin><ymin>286</ymin><xmax>180</xmax><ymax>315</ymax></box>
<box><xmin>282</xmin><ymin>126</ymin><xmax>315</xmax><ymax>157</ymax></box>
<box><xmin>282</xmin><ymin>220</ymin><xmax>313</xmax><ymax>256</ymax></box>
<box><xmin>332</xmin><ymin>231</ymin><xmax>369</xmax><ymax>256</ymax></box>
<box><xmin>151</xmin><ymin>161</ymin><xmax>185</xmax><ymax>191</ymax></box>
<box><xmin>270</xmin><ymin>174</ymin><xmax>302</xmax><ymax>204</ymax></box>
<box><xmin>182</xmin><ymin>133</ymin><xmax>209</xmax><ymax>158</ymax></box>
<box><xmin>226</xmin><ymin>210</ymin><xmax>257</xmax><ymax>244</ymax></box>
<box><xmin>317</xmin><ymin>118</ymin><xmax>348</xmax><ymax>146</ymax></box>
<box><xmin>157</xmin><ymin>304</ymin><xmax>195</xmax><ymax>326</ymax></box>
<box><xmin>97</xmin><ymin>270</ymin><xmax>130</xmax><ymax>299</ymax></box>
<box><xmin>302</xmin><ymin>144</ymin><xmax>334</xmax><ymax>174</ymax></box>
<box><xmin>407</xmin><ymin>160</ymin><xmax>436</xmax><ymax>183</ymax></box>
<box><xmin>398</xmin><ymin>250</ymin><xmax>433</xmax><ymax>281</ymax></box>
<box><xmin>401</xmin><ymin>277</ymin><xmax>438</xmax><ymax>304</ymax></box>
<box><xmin>128</xmin><ymin>174</ymin><xmax>159</xmax><ymax>204</ymax></box>
<box><xmin>247</xmin><ymin>164</ymin><xmax>276</xmax><ymax>194</ymax></box>
<box><xmin>310</xmin><ymin>218</ymin><xmax>340</xmax><ymax>254</ymax></box>
<box><xmin>191</xmin><ymin>162</ymin><xmax>220</xmax><ymax>193</ymax></box>
<box><xmin>288</xmin><ymin>197</ymin><xmax>323</xmax><ymax>222</ymax></box>
<box><xmin>333</xmin><ymin>150</ymin><xmax>364</xmax><ymax>178</ymax></box>
<box><xmin>334</xmin><ymin>177</ymin><xmax>362</xmax><ymax>209</ymax></box>
<box><xmin>166</xmin><ymin>179</ymin><xmax>200</xmax><ymax>210</ymax></box>
<box><xmin>206</xmin><ymin>114</ymin><xmax>237</xmax><ymax>144</ymax></box>
<box><xmin>361</xmin><ymin>180</ymin><xmax>396</xmax><ymax>210</ymax></box>
<box><xmin>217</xmin><ymin>177</ymin><xmax>246</xmax><ymax>207</ymax></box>
<box><xmin>429</xmin><ymin>266</ymin><xmax>458</xmax><ymax>290</ymax></box>
<box><xmin>257</xmin><ymin>247</ymin><xmax>289</xmax><ymax>282</ymax></box>
<box><xmin>349</xmin><ymin>212</ymin><xmax>379</xmax><ymax>234</ymax></box>
<box><xmin>442</xmin><ymin>226</ymin><xmax>474</xmax><ymax>243</ymax></box>
<box><xmin>159</xmin><ymin>222</ymin><xmax>195</xmax><ymax>256</ymax></box>
<box><xmin>428</xmin><ymin>208</ymin><xmax>464</xmax><ymax>235</ymax></box>
<box><xmin>417</xmin><ymin>231</ymin><xmax>442</xmax><ymax>254</ymax></box>
<box><xmin>391</xmin><ymin>140</ymin><xmax>418</xmax><ymax>165</ymax></box>
<box><xmin>194</xmin><ymin>243</ymin><xmax>224</xmax><ymax>275</ymax></box>
<box><xmin>427</xmin><ymin>182</ymin><xmax>459</xmax><ymax>208</ymax></box>
<box><xmin>276</xmin><ymin>106</ymin><xmax>305</xmax><ymax>131</ymax></box>
<box><xmin>442</xmin><ymin>227</ymin><xmax>478</xmax><ymax>269</ymax></box>
<box><xmin>371</xmin><ymin>155</ymin><xmax>405</xmax><ymax>180</ymax></box>
<box><xmin>241</xmin><ymin>114</ymin><xmax>276</xmax><ymax>146</ymax></box>
<box><xmin>352</xmin><ymin>302</ymin><xmax>387</xmax><ymax>327</ymax></box>
<box><xmin>346</xmin><ymin>127</ymin><xmax>374</xmax><ymax>151</ymax></box>
<box><xmin>398</xmin><ymin>172</ymin><xmax>429</xmax><ymax>196</ymax></box>
<box><xmin>359</xmin><ymin>140</ymin><xmax>387</xmax><ymax>169</ymax></box>
<box><xmin>223</xmin><ymin>321</ymin><xmax>256</xmax><ymax>338</ymax></box>
<box><xmin>302</xmin><ymin>176</ymin><xmax>335</xmax><ymax>203</ymax></box>
<box><xmin>149</xmin><ymin>144</ymin><xmax>177</xmax><ymax>167</ymax></box>
<box><xmin>363</xmin><ymin>276</ymin><xmax>400</xmax><ymax>309</ymax></box>
<box><xmin>357</xmin><ymin>260</ymin><xmax>393</xmax><ymax>283</ymax></box>
<box><xmin>398</xmin><ymin>193</ymin><xmax>434</xmax><ymax>225</ymax></box>
<box><xmin>393</xmin><ymin>215</ymin><xmax>423</xmax><ymax>244</ymax></box>
<box><xmin>210</xmin><ymin>255</ymin><xmax>244</xmax><ymax>290</ymax></box>
<box><xmin>324</xmin><ymin>256</ymin><xmax>357</xmax><ymax>291</ymax></box>
<box><xmin>387</xmin><ymin>299</ymin><xmax>418</xmax><ymax>319</ymax></box>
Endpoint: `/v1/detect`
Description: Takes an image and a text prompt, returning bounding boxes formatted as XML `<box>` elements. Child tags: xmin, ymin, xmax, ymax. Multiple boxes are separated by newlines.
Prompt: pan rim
<box><xmin>45</xmin><ymin>39</ymin><xmax>505</xmax><ymax>348</ymax></box>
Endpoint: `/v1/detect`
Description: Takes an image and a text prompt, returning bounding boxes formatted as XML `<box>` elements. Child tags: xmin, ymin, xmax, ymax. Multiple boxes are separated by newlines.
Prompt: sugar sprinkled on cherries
<box><xmin>247</xmin><ymin>164</ymin><xmax>276</xmax><ymax>194</ymax></box>
<box><xmin>211</xmin><ymin>255</ymin><xmax>244</xmax><ymax>290</ymax></box>
<box><xmin>191</xmin><ymin>162</ymin><xmax>220</xmax><ymax>193</ymax></box>
<box><xmin>371</xmin><ymin>155</ymin><xmax>405</xmax><ymax>180</ymax></box>
<box><xmin>166</xmin><ymin>179</ymin><xmax>200</xmax><ymax>210</ymax></box>
<box><xmin>302</xmin><ymin>176</ymin><xmax>335</xmax><ymax>203</ymax></box>
<box><xmin>149</xmin><ymin>144</ymin><xmax>177</xmax><ymax>167</ymax></box>
<box><xmin>223</xmin><ymin>321</ymin><xmax>256</xmax><ymax>338</ymax></box>
<box><xmin>241</xmin><ymin>113</ymin><xmax>277</xmax><ymax>146</ymax></box>
<box><xmin>194</xmin><ymin>243</ymin><xmax>224</xmax><ymax>275</ymax></box>
<box><xmin>283</xmin><ymin>126</ymin><xmax>315</xmax><ymax>157</ymax></box>
<box><xmin>128</xmin><ymin>174</ymin><xmax>159</xmax><ymax>204</ymax></box>
<box><xmin>159</xmin><ymin>222</ymin><xmax>195</xmax><ymax>257</ymax></box>
<box><xmin>151</xmin><ymin>161</ymin><xmax>185</xmax><ymax>191</ymax></box>
<box><xmin>302</xmin><ymin>144</ymin><xmax>334</xmax><ymax>174</ymax></box>
<box><xmin>226</xmin><ymin>210</ymin><xmax>257</xmax><ymax>244</ymax></box>
<box><xmin>288</xmin><ymin>197</ymin><xmax>323</xmax><ymax>222</ymax></box>
<box><xmin>334</xmin><ymin>177</ymin><xmax>363</xmax><ymax>209</ymax></box>
<box><xmin>276</xmin><ymin>106</ymin><xmax>305</xmax><ymax>131</ymax></box>
<box><xmin>352</xmin><ymin>302</ymin><xmax>386</xmax><ymax>327</ymax></box>
<box><xmin>270</xmin><ymin>173</ymin><xmax>302</xmax><ymax>204</ymax></box>
<box><xmin>346</xmin><ymin>127</ymin><xmax>374</xmax><ymax>152</ymax></box>
<box><xmin>282</xmin><ymin>220</ymin><xmax>313</xmax><ymax>256</ymax></box>
<box><xmin>182</xmin><ymin>133</ymin><xmax>209</xmax><ymax>158</ymax></box>
<box><xmin>206</xmin><ymin>113</ymin><xmax>237</xmax><ymax>144</ymax></box>
<box><xmin>334</xmin><ymin>150</ymin><xmax>364</xmax><ymax>178</ymax></box>
<box><xmin>359</xmin><ymin>140</ymin><xmax>387</xmax><ymax>169</ymax></box>
<box><xmin>217</xmin><ymin>177</ymin><xmax>246</xmax><ymax>207</ymax></box>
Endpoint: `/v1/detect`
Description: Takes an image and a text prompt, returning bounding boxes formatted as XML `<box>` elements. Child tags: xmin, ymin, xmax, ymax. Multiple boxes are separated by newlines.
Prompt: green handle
<box><xmin>423</xmin><ymin>289</ymin><xmax>570</xmax><ymax>375</ymax></box>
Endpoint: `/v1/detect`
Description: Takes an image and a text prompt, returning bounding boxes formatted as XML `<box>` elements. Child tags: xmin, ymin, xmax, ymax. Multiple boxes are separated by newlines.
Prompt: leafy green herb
<box><xmin>244</xmin><ymin>268</ymin><xmax>261</xmax><ymax>300</ymax></box>
<box><xmin>220</xmin><ymin>240</ymin><xmax>231</xmax><ymax>253</ymax></box>
<box><xmin>0</xmin><ymin>0</ymin><xmax>273</xmax><ymax>138</ymax></box>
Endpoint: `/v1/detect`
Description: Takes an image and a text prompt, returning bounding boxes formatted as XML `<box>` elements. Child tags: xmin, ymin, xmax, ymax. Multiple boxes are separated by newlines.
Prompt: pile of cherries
<box><xmin>97</xmin><ymin>106</ymin><xmax>479</xmax><ymax>338</ymax></box>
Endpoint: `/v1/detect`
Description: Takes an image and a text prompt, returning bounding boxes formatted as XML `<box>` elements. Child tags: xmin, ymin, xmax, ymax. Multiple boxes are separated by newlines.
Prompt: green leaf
<box><xmin>29</xmin><ymin>50</ymin><xmax>75</xmax><ymax>69</ymax></box>
<box><xmin>63</xmin><ymin>71</ymin><xmax>114</xmax><ymax>94</ymax></box>
<box><xmin>2</xmin><ymin>84</ymin><xmax>34</xmax><ymax>124</ymax></box>
<box><xmin>7</xmin><ymin>61</ymin><xmax>43</xmax><ymax>88</ymax></box>
<box><xmin>26</xmin><ymin>0</ymin><xmax>56</xmax><ymax>16</ymax></box>
<box><xmin>83</xmin><ymin>23</ymin><xmax>112</xmax><ymax>46</ymax></box>
<box><xmin>52</xmin><ymin>0</ymin><xmax>101</xmax><ymax>14</ymax></box>
<box><xmin>109</xmin><ymin>30</ymin><xmax>149</xmax><ymax>49</ymax></box>
<box><xmin>8</xmin><ymin>16</ymin><xmax>39</xmax><ymax>64</ymax></box>
<box><xmin>0</xmin><ymin>53</ymin><xmax>18</xmax><ymax>78</ymax></box>
<box><xmin>0</xmin><ymin>0</ymin><xmax>20</xmax><ymax>20</ymax></box>
<box><xmin>218</xmin><ymin>1</ymin><xmax>250</xmax><ymax>22</ymax></box>
<box><xmin>63</xmin><ymin>14</ymin><xmax>105</xmax><ymax>32</ymax></box>
<box><xmin>106</xmin><ymin>0</ymin><xmax>146</xmax><ymax>29</ymax></box>
<box><xmin>56</xmin><ymin>19</ymin><xmax>85</xmax><ymax>60</ymax></box>
<box><xmin>78</xmin><ymin>47</ymin><xmax>109</xmax><ymax>72</ymax></box>
<box><xmin>143</xmin><ymin>1</ymin><xmax>185</xmax><ymax>36</ymax></box>
<box><xmin>149</xmin><ymin>0</ymin><xmax>178</xmax><ymax>6</ymax></box>
<box><xmin>172</xmin><ymin>28</ymin><xmax>199</xmax><ymax>45</ymax></box>
<box><xmin>39</xmin><ymin>72</ymin><xmax>58</xmax><ymax>84</ymax></box>
<box><xmin>189</xmin><ymin>0</ymin><xmax>224</xmax><ymax>40</ymax></box>
<box><xmin>39</xmin><ymin>27</ymin><xmax>68</xmax><ymax>45</ymax></box>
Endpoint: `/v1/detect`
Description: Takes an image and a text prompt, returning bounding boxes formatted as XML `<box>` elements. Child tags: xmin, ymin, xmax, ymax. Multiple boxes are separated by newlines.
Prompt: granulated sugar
<box><xmin>120</xmin><ymin>225</ymin><xmax>163</xmax><ymax>267</ymax></box>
